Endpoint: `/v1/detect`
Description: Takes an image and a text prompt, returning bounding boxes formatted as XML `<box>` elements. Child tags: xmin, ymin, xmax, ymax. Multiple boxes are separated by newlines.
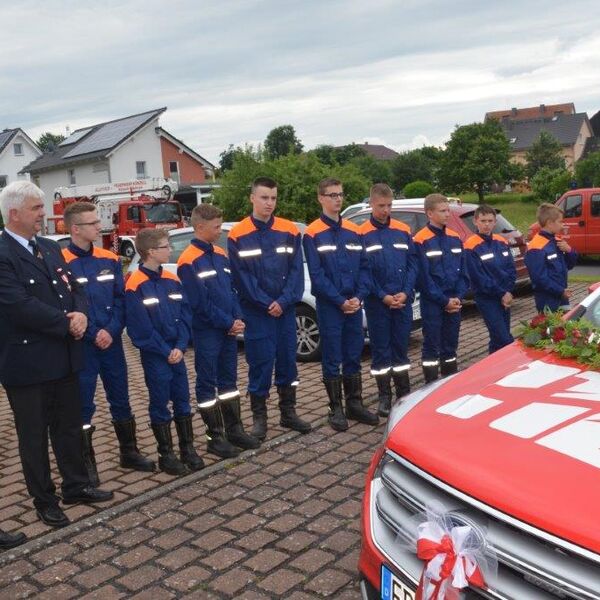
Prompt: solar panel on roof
<box><xmin>58</xmin><ymin>128</ymin><xmax>93</xmax><ymax>146</ymax></box>
<box><xmin>0</xmin><ymin>130</ymin><xmax>15</xmax><ymax>149</ymax></box>
<box><xmin>62</xmin><ymin>112</ymin><xmax>157</xmax><ymax>158</ymax></box>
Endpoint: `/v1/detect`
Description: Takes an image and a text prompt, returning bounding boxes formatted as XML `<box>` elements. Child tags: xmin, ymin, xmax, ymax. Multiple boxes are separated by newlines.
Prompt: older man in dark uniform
<box><xmin>0</xmin><ymin>181</ymin><xmax>113</xmax><ymax>533</ymax></box>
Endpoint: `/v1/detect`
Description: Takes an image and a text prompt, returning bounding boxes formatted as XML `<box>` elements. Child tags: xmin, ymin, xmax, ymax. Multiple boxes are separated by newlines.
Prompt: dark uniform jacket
<box><xmin>0</xmin><ymin>232</ymin><xmax>87</xmax><ymax>387</ymax></box>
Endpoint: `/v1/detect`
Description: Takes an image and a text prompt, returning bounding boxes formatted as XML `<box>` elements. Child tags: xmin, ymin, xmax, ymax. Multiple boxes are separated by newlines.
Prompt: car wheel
<box><xmin>295</xmin><ymin>305</ymin><xmax>321</xmax><ymax>362</ymax></box>
<box><xmin>121</xmin><ymin>242</ymin><xmax>135</xmax><ymax>259</ymax></box>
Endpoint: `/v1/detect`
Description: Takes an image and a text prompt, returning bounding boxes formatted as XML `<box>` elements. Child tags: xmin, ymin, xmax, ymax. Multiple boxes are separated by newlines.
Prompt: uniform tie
<box><xmin>28</xmin><ymin>238</ymin><xmax>42</xmax><ymax>259</ymax></box>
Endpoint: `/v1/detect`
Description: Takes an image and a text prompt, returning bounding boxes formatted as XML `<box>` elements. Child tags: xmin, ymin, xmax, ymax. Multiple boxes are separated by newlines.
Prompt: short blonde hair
<box><xmin>191</xmin><ymin>204</ymin><xmax>222</xmax><ymax>227</ymax></box>
<box><xmin>537</xmin><ymin>203</ymin><xmax>563</xmax><ymax>227</ymax></box>
<box><xmin>135</xmin><ymin>229</ymin><xmax>168</xmax><ymax>261</ymax></box>
<box><xmin>369</xmin><ymin>183</ymin><xmax>393</xmax><ymax>200</ymax></box>
<box><xmin>424</xmin><ymin>193</ymin><xmax>448</xmax><ymax>213</ymax></box>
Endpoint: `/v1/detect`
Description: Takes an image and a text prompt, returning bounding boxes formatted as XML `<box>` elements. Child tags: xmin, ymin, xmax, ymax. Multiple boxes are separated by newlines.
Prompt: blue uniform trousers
<box><xmin>317</xmin><ymin>300</ymin><xmax>363</xmax><ymax>379</ymax></box>
<box><xmin>420</xmin><ymin>299</ymin><xmax>461</xmax><ymax>362</ymax></box>
<box><xmin>139</xmin><ymin>351</ymin><xmax>191</xmax><ymax>424</ymax></box>
<box><xmin>364</xmin><ymin>299</ymin><xmax>412</xmax><ymax>372</ymax></box>
<box><xmin>244</xmin><ymin>308</ymin><xmax>297</xmax><ymax>397</ymax></box>
<box><xmin>475</xmin><ymin>295</ymin><xmax>513</xmax><ymax>354</ymax></box>
<box><xmin>193</xmin><ymin>327</ymin><xmax>238</xmax><ymax>403</ymax></box>
<box><xmin>79</xmin><ymin>337</ymin><xmax>132</xmax><ymax>424</ymax></box>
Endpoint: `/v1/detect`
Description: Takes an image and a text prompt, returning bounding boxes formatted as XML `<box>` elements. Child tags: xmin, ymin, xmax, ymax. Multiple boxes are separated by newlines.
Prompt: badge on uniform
<box><xmin>56</xmin><ymin>267</ymin><xmax>72</xmax><ymax>292</ymax></box>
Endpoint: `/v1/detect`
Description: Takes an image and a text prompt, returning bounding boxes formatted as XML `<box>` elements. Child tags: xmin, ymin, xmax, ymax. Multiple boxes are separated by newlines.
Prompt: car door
<box><xmin>557</xmin><ymin>192</ymin><xmax>586</xmax><ymax>253</ymax></box>
<box><xmin>588</xmin><ymin>192</ymin><xmax>600</xmax><ymax>254</ymax></box>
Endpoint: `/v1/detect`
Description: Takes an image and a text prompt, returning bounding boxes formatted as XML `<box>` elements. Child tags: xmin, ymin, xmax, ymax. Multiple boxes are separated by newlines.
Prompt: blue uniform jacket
<box><xmin>464</xmin><ymin>233</ymin><xmax>516</xmax><ymax>299</ymax></box>
<box><xmin>227</xmin><ymin>216</ymin><xmax>304</xmax><ymax>313</ymax></box>
<box><xmin>62</xmin><ymin>244</ymin><xmax>125</xmax><ymax>342</ymax></box>
<box><xmin>413</xmin><ymin>224</ymin><xmax>469</xmax><ymax>306</ymax></box>
<box><xmin>525</xmin><ymin>231</ymin><xmax>578</xmax><ymax>303</ymax></box>
<box><xmin>359</xmin><ymin>216</ymin><xmax>418</xmax><ymax>300</ymax></box>
<box><xmin>177</xmin><ymin>238</ymin><xmax>242</xmax><ymax>332</ymax></box>
<box><xmin>125</xmin><ymin>264</ymin><xmax>191</xmax><ymax>357</ymax></box>
<box><xmin>303</xmin><ymin>214</ymin><xmax>371</xmax><ymax>306</ymax></box>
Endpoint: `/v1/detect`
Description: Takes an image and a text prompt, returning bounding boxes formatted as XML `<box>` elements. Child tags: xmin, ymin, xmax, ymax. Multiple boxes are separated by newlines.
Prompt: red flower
<box><xmin>530</xmin><ymin>314</ymin><xmax>547</xmax><ymax>328</ymax></box>
<box><xmin>552</xmin><ymin>327</ymin><xmax>567</xmax><ymax>342</ymax></box>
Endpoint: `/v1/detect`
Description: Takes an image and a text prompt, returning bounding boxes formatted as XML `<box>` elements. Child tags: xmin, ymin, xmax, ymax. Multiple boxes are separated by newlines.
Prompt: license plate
<box><xmin>510</xmin><ymin>246</ymin><xmax>521</xmax><ymax>257</ymax></box>
<box><xmin>381</xmin><ymin>565</ymin><xmax>416</xmax><ymax>600</ymax></box>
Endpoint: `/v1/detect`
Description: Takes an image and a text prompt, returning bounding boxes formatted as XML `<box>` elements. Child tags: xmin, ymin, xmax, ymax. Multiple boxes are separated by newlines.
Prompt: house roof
<box><xmin>335</xmin><ymin>142</ymin><xmax>399</xmax><ymax>160</ymax></box>
<box><xmin>21</xmin><ymin>108</ymin><xmax>166</xmax><ymax>174</ymax></box>
<box><xmin>0</xmin><ymin>129</ymin><xmax>18</xmax><ymax>154</ymax></box>
<box><xmin>486</xmin><ymin>103</ymin><xmax>576</xmax><ymax>122</ymax></box>
<box><xmin>500</xmin><ymin>113</ymin><xmax>589</xmax><ymax>151</ymax></box>
<box><xmin>156</xmin><ymin>127</ymin><xmax>216</xmax><ymax>171</ymax></box>
<box><xmin>590</xmin><ymin>110</ymin><xmax>600</xmax><ymax>137</ymax></box>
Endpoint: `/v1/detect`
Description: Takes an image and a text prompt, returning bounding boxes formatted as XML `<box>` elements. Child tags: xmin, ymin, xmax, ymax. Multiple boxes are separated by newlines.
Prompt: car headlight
<box><xmin>384</xmin><ymin>375</ymin><xmax>456</xmax><ymax>438</ymax></box>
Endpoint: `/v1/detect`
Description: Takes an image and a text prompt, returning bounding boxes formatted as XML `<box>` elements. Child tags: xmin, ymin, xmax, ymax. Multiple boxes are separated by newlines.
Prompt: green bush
<box><xmin>403</xmin><ymin>180</ymin><xmax>434</xmax><ymax>198</ymax></box>
<box><xmin>530</xmin><ymin>167</ymin><xmax>572</xmax><ymax>202</ymax></box>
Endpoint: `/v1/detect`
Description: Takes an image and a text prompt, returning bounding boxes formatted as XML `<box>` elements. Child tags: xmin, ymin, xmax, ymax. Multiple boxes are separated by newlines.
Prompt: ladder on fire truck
<box><xmin>54</xmin><ymin>178</ymin><xmax>178</xmax><ymax>202</ymax></box>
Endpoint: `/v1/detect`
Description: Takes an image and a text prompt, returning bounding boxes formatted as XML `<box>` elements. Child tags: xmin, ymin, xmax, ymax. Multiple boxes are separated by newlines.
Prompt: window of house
<box><xmin>136</xmin><ymin>161</ymin><xmax>147</xmax><ymax>179</ymax></box>
<box><xmin>0</xmin><ymin>175</ymin><xmax>7</xmax><ymax>188</ymax></box>
<box><xmin>68</xmin><ymin>169</ymin><xmax>76</xmax><ymax>185</ymax></box>
<box><xmin>13</xmin><ymin>143</ymin><xmax>23</xmax><ymax>156</ymax></box>
<box><xmin>169</xmin><ymin>161</ymin><xmax>180</xmax><ymax>183</ymax></box>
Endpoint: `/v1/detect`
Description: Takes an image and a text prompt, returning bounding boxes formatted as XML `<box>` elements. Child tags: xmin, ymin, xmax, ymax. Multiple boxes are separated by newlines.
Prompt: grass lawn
<box><xmin>490</xmin><ymin>202</ymin><xmax>537</xmax><ymax>235</ymax></box>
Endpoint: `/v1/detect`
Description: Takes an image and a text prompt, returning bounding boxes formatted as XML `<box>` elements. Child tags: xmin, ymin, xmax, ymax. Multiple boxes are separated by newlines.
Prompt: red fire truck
<box><xmin>47</xmin><ymin>178</ymin><xmax>185</xmax><ymax>257</ymax></box>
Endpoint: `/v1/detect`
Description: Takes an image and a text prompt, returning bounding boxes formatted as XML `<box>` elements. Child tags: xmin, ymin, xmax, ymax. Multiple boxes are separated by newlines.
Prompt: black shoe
<box><xmin>440</xmin><ymin>357</ymin><xmax>458</xmax><ymax>377</ymax></box>
<box><xmin>249</xmin><ymin>394</ymin><xmax>268</xmax><ymax>441</ymax></box>
<box><xmin>198</xmin><ymin>404</ymin><xmax>240</xmax><ymax>458</ymax></box>
<box><xmin>36</xmin><ymin>505</ymin><xmax>70</xmax><ymax>528</ymax></box>
<box><xmin>220</xmin><ymin>395</ymin><xmax>261</xmax><ymax>450</ymax></box>
<box><xmin>174</xmin><ymin>415</ymin><xmax>205</xmax><ymax>471</ymax></box>
<box><xmin>62</xmin><ymin>486</ymin><xmax>114</xmax><ymax>505</ymax></box>
<box><xmin>324</xmin><ymin>377</ymin><xmax>348</xmax><ymax>432</ymax></box>
<box><xmin>0</xmin><ymin>529</ymin><xmax>27</xmax><ymax>550</ymax></box>
<box><xmin>277</xmin><ymin>385</ymin><xmax>312</xmax><ymax>434</ymax></box>
<box><xmin>422</xmin><ymin>361</ymin><xmax>440</xmax><ymax>383</ymax></box>
<box><xmin>343</xmin><ymin>373</ymin><xmax>379</xmax><ymax>426</ymax></box>
<box><xmin>151</xmin><ymin>422</ymin><xmax>189</xmax><ymax>476</ymax></box>
<box><xmin>81</xmin><ymin>425</ymin><xmax>100</xmax><ymax>487</ymax></box>
<box><xmin>392</xmin><ymin>369</ymin><xmax>411</xmax><ymax>400</ymax></box>
<box><xmin>374</xmin><ymin>371</ymin><xmax>392</xmax><ymax>417</ymax></box>
<box><xmin>113</xmin><ymin>418</ymin><xmax>156</xmax><ymax>472</ymax></box>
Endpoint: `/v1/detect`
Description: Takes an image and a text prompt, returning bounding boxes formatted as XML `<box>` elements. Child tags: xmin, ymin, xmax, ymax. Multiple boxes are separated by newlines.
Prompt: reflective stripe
<box><xmin>480</xmin><ymin>253</ymin><xmax>494</xmax><ymax>261</ymax></box>
<box><xmin>218</xmin><ymin>390</ymin><xmax>240</xmax><ymax>401</ymax></box>
<box><xmin>365</xmin><ymin>244</ymin><xmax>383</xmax><ymax>253</ymax></box>
<box><xmin>290</xmin><ymin>380</ymin><xmax>300</xmax><ymax>387</ymax></box>
<box><xmin>392</xmin><ymin>364</ymin><xmax>411</xmax><ymax>372</ymax></box>
<box><xmin>239</xmin><ymin>248</ymin><xmax>262</xmax><ymax>258</ymax></box>
<box><xmin>142</xmin><ymin>297</ymin><xmax>159</xmax><ymax>306</ymax></box>
<box><xmin>97</xmin><ymin>274</ymin><xmax>115</xmax><ymax>281</ymax></box>
<box><xmin>76</xmin><ymin>277</ymin><xmax>88</xmax><ymax>284</ymax></box>
<box><xmin>442</xmin><ymin>357</ymin><xmax>457</xmax><ymax>363</ymax></box>
<box><xmin>451</xmin><ymin>248</ymin><xmax>462</xmax><ymax>254</ymax></box>
<box><xmin>197</xmin><ymin>399</ymin><xmax>217</xmax><ymax>409</ymax></box>
<box><xmin>345</xmin><ymin>244</ymin><xmax>362</xmax><ymax>251</ymax></box>
<box><xmin>426</xmin><ymin>250</ymin><xmax>442</xmax><ymax>257</ymax></box>
<box><xmin>168</xmin><ymin>293</ymin><xmax>183</xmax><ymax>301</ymax></box>
<box><xmin>502</xmin><ymin>251</ymin><xmax>509</xmax><ymax>257</ymax></box>
<box><xmin>547</xmin><ymin>253</ymin><xmax>558</xmax><ymax>260</ymax></box>
<box><xmin>317</xmin><ymin>245</ymin><xmax>337</xmax><ymax>252</ymax></box>
<box><xmin>275</xmin><ymin>246</ymin><xmax>294</xmax><ymax>254</ymax></box>
<box><xmin>223</xmin><ymin>267</ymin><xmax>231</xmax><ymax>273</ymax></box>
<box><xmin>422</xmin><ymin>360</ymin><xmax>439</xmax><ymax>367</ymax></box>
<box><xmin>393</xmin><ymin>243</ymin><xmax>409</xmax><ymax>250</ymax></box>
<box><xmin>371</xmin><ymin>366</ymin><xmax>392</xmax><ymax>376</ymax></box>
<box><xmin>198</xmin><ymin>270</ymin><xmax>217</xmax><ymax>279</ymax></box>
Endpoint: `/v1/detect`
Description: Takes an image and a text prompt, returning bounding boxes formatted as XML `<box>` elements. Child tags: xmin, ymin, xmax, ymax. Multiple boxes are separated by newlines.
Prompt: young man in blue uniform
<box><xmin>178</xmin><ymin>204</ymin><xmax>259</xmax><ymax>457</ymax></box>
<box><xmin>465</xmin><ymin>205</ymin><xmax>517</xmax><ymax>353</ymax></box>
<box><xmin>228</xmin><ymin>177</ymin><xmax>311</xmax><ymax>441</ymax></box>
<box><xmin>359</xmin><ymin>184</ymin><xmax>418</xmax><ymax>416</ymax></box>
<box><xmin>304</xmin><ymin>177</ymin><xmax>379</xmax><ymax>431</ymax></box>
<box><xmin>525</xmin><ymin>203</ymin><xmax>578</xmax><ymax>313</ymax></box>
<box><xmin>63</xmin><ymin>203</ymin><xmax>154</xmax><ymax>484</ymax></box>
<box><xmin>413</xmin><ymin>194</ymin><xmax>470</xmax><ymax>383</ymax></box>
<box><xmin>125</xmin><ymin>229</ymin><xmax>203</xmax><ymax>475</ymax></box>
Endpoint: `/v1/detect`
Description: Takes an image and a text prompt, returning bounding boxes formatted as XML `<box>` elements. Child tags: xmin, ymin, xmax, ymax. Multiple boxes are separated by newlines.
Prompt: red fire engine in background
<box><xmin>47</xmin><ymin>178</ymin><xmax>184</xmax><ymax>258</ymax></box>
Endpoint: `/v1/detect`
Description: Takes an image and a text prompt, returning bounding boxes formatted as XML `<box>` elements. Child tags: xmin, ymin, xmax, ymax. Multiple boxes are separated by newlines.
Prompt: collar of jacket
<box><xmin>539</xmin><ymin>230</ymin><xmax>556</xmax><ymax>242</ymax></box>
<box><xmin>250</xmin><ymin>214</ymin><xmax>274</xmax><ymax>231</ymax></box>
<box><xmin>477</xmin><ymin>232</ymin><xmax>493</xmax><ymax>243</ymax></box>
<box><xmin>191</xmin><ymin>237</ymin><xmax>214</xmax><ymax>254</ymax></box>
<box><xmin>320</xmin><ymin>213</ymin><xmax>342</xmax><ymax>230</ymax></box>
<box><xmin>427</xmin><ymin>223</ymin><xmax>447</xmax><ymax>236</ymax></box>
<box><xmin>139</xmin><ymin>263</ymin><xmax>163</xmax><ymax>280</ymax></box>
<box><xmin>370</xmin><ymin>215</ymin><xmax>390</xmax><ymax>230</ymax></box>
<box><xmin>67</xmin><ymin>241</ymin><xmax>94</xmax><ymax>257</ymax></box>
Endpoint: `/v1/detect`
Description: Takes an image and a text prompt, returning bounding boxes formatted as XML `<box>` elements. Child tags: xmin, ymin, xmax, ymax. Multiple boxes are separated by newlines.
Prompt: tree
<box><xmin>530</xmin><ymin>167</ymin><xmax>572</xmax><ymax>202</ymax></box>
<box><xmin>349</xmin><ymin>154</ymin><xmax>392</xmax><ymax>186</ymax></box>
<box><xmin>309</xmin><ymin>143</ymin><xmax>367</xmax><ymax>166</ymax></box>
<box><xmin>575</xmin><ymin>150</ymin><xmax>600</xmax><ymax>187</ymax></box>
<box><xmin>264</xmin><ymin>125</ymin><xmax>303</xmax><ymax>160</ymax></box>
<box><xmin>36</xmin><ymin>132</ymin><xmax>65</xmax><ymax>153</ymax></box>
<box><xmin>403</xmin><ymin>180</ymin><xmax>434</xmax><ymax>198</ymax></box>
<box><xmin>390</xmin><ymin>147</ymin><xmax>440</xmax><ymax>192</ymax></box>
<box><xmin>438</xmin><ymin>120</ymin><xmax>512</xmax><ymax>202</ymax></box>
<box><xmin>525</xmin><ymin>131</ymin><xmax>565</xmax><ymax>179</ymax></box>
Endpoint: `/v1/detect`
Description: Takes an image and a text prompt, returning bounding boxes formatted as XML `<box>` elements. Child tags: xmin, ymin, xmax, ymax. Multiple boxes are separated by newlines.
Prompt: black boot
<box><xmin>343</xmin><ymin>373</ymin><xmax>379</xmax><ymax>425</ymax></box>
<box><xmin>81</xmin><ymin>425</ymin><xmax>100</xmax><ymax>486</ymax></box>
<box><xmin>198</xmin><ymin>404</ymin><xmax>240</xmax><ymax>458</ymax></box>
<box><xmin>151</xmin><ymin>421</ymin><xmax>188</xmax><ymax>475</ymax></box>
<box><xmin>324</xmin><ymin>377</ymin><xmax>348</xmax><ymax>432</ymax></box>
<box><xmin>0</xmin><ymin>528</ymin><xmax>27</xmax><ymax>550</ymax></box>
<box><xmin>112</xmin><ymin>418</ymin><xmax>156</xmax><ymax>472</ymax></box>
<box><xmin>174</xmin><ymin>415</ymin><xmax>205</xmax><ymax>471</ymax></box>
<box><xmin>220</xmin><ymin>394</ymin><xmax>261</xmax><ymax>450</ymax></box>
<box><xmin>374</xmin><ymin>372</ymin><xmax>392</xmax><ymax>418</ymax></box>
<box><xmin>422</xmin><ymin>360</ymin><xmax>440</xmax><ymax>383</ymax></box>
<box><xmin>277</xmin><ymin>385</ymin><xmax>312</xmax><ymax>434</ymax></box>
<box><xmin>249</xmin><ymin>394</ymin><xmax>268</xmax><ymax>441</ymax></box>
<box><xmin>440</xmin><ymin>357</ymin><xmax>458</xmax><ymax>377</ymax></box>
<box><xmin>392</xmin><ymin>369</ymin><xmax>411</xmax><ymax>401</ymax></box>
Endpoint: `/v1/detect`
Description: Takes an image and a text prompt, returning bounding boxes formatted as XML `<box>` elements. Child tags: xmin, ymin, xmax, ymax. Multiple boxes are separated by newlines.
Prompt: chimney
<box><xmin>511</xmin><ymin>107</ymin><xmax>517</xmax><ymax>116</ymax></box>
<box><xmin>65</xmin><ymin>125</ymin><xmax>71</xmax><ymax>135</ymax></box>
<box><xmin>540</xmin><ymin>104</ymin><xmax>546</xmax><ymax>113</ymax></box>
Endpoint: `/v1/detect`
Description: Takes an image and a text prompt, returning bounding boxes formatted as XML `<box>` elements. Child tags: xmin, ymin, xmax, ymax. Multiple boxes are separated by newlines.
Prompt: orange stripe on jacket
<box><xmin>527</xmin><ymin>233</ymin><xmax>550</xmax><ymax>251</ymax></box>
<box><xmin>272</xmin><ymin>217</ymin><xmax>300</xmax><ymax>236</ymax></box>
<box><xmin>61</xmin><ymin>248</ymin><xmax>77</xmax><ymax>263</ymax></box>
<box><xmin>125</xmin><ymin>269</ymin><xmax>150</xmax><ymax>292</ymax></box>
<box><xmin>92</xmin><ymin>247</ymin><xmax>119</xmax><ymax>260</ymax></box>
<box><xmin>161</xmin><ymin>270</ymin><xmax>180</xmax><ymax>283</ymax></box>
<box><xmin>228</xmin><ymin>217</ymin><xmax>257</xmax><ymax>242</ymax></box>
<box><xmin>492</xmin><ymin>234</ymin><xmax>508</xmax><ymax>244</ymax></box>
<box><xmin>177</xmin><ymin>244</ymin><xmax>204</xmax><ymax>267</ymax></box>
<box><xmin>304</xmin><ymin>218</ymin><xmax>330</xmax><ymax>238</ymax></box>
<box><xmin>464</xmin><ymin>235</ymin><xmax>484</xmax><ymax>250</ymax></box>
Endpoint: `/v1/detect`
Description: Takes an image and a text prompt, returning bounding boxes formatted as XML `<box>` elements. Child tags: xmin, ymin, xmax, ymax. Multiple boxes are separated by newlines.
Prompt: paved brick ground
<box><xmin>0</xmin><ymin>284</ymin><xmax>592</xmax><ymax>598</ymax></box>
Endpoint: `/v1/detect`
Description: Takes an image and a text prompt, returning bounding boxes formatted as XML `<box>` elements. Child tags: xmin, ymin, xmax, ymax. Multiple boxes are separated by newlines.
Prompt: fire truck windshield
<box><xmin>143</xmin><ymin>203</ymin><xmax>180</xmax><ymax>223</ymax></box>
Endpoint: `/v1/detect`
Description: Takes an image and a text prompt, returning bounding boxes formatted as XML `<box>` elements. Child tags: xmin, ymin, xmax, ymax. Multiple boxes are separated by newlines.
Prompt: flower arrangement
<box><xmin>517</xmin><ymin>310</ymin><xmax>600</xmax><ymax>370</ymax></box>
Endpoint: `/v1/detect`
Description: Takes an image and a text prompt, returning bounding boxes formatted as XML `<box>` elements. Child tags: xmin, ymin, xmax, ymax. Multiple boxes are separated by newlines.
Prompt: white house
<box><xmin>21</xmin><ymin>108</ymin><xmax>214</xmax><ymax>215</ymax></box>
<box><xmin>0</xmin><ymin>129</ymin><xmax>42</xmax><ymax>189</ymax></box>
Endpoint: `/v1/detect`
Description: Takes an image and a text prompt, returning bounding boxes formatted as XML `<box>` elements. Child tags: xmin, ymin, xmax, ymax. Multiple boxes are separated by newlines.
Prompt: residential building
<box><xmin>485</xmin><ymin>103</ymin><xmax>576</xmax><ymax>122</ymax></box>
<box><xmin>0</xmin><ymin>128</ymin><xmax>42</xmax><ymax>189</ymax></box>
<box><xmin>335</xmin><ymin>142</ymin><xmax>399</xmax><ymax>161</ymax></box>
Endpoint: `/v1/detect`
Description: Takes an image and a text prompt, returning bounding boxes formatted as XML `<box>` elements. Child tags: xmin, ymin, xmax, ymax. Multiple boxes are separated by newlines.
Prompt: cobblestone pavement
<box><xmin>0</xmin><ymin>284</ymin><xmax>592</xmax><ymax>598</ymax></box>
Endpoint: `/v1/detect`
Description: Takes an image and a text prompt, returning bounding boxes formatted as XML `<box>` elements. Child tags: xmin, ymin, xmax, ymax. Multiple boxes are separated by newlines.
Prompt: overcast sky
<box><xmin>2</xmin><ymin>0</ymin><xmax>599</xmax><ymax>164</ymax></box>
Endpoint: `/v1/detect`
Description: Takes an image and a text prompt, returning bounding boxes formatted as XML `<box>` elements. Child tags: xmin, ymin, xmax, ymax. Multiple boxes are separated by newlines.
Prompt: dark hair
<box><xmin>251</xmin><ymin>177</ymin><xmax>277</xmax><ymax>192</ymax></box>
<box><xmin>191</xmin><ymin>204</ymin><xmax>223</xmax><ymax>227</ymax></box>
<box><xmin>135</xmin><ymin>228</ymin><xmax>169</xmax><ymax>261</ymax></box>
<box><xmin>473</xmin><ymin>204</ymin><xmax>497</xmax><ymax>218</ymax></box>
<box><xmin>318</xmin><ymin>177</ymin><xmax>342</xmax><ymax>195</ymax></box>
<box><xmin>63</xmin><ymin>201</ymin><xmax>96</xmax><ymax>228</ymax></box>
